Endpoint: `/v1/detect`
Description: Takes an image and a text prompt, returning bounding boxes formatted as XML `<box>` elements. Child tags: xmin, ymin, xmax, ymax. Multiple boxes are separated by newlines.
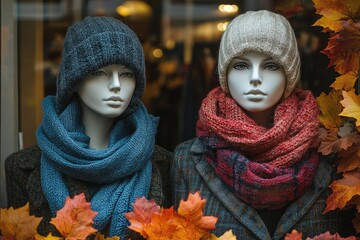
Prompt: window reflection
<box><xmin>12</xmin><ymin>0</ymin><xmax>336</xmax><ymax>150</ymax></box>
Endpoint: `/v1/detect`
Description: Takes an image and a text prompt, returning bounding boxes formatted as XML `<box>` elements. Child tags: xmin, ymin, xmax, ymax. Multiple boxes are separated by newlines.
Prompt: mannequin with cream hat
<box><xmin>5</xmin><ymin>16</ymin><xmax>171</xmax><ymax>238</ymax></box>
<box><xmin>171</xmin><ymin>10</ymin><xmax>353</xmax><ymax>239</ymax></box>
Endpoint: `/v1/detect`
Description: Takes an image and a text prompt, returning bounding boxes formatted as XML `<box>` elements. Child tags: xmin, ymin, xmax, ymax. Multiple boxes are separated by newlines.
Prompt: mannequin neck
<box><xmin>80</xmin><ymin>102</ymin><xmax>115</xmax><ymax>150</ymax></box>
<box><xmin>245</xmin><ymin>106</ymin><xmax>275</xmax><ymax>128</ymax></box>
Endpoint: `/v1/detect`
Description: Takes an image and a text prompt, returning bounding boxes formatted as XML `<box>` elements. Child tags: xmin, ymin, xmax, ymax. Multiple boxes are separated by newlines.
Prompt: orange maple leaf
<box><xmin>340</xmin><ymin>90</ymin><xmax>360</xmax><ymax>130</ymax></box>
<box><xmin>285</xmin><ymin>229</ymin><xmax>302</xmax><ymax>240</ymax></box>
<box><xmin>0</xmin><ymin>203</ymin><xmax>42</xmax><ymax>240</ymax></box>
<box><xmin>324</xmin><ymin>171</ymin><xmax>360</xmax><ymax>213</ymax></box>
<box><xmin>305</xmin><ymin>231</ymin><xmax>356</xmax><ymax>239</ymax></box>
<box><xmin>50</xmin><ymin>193</ymin><xmax>98</xmax><ymax>240</ymax></box>
<box><xmin>316</xmin><ymin>90</ymin><xmax>344</xmax><ymax>130</ymax></box>
<box><xmin>125</xmin><ymin>192</ymin><xmax>219</xmax><ymax>240</ymax></box>
<box><xmin>337</xmin><ymin>142</ymin><xmax>360</xmax><ymax>172</ymax></box>
<box><xmin>125</xmin><ymin>197</ymin><xmax>161</xmax><ymax>238</ymax></box>
<box><xmin>143</xmin><ymin>208</ymin><xmax>178</xmax><ymax>240</ymax></box>
<box><xmin>330</xmin><ymin>71</ymin><xmax>358</xmax><ymax>91</ymax></box>
<box><xmin>209</xmin><ymin>230</ymin><xmax>237</xmax><ymax>240</ymax></box>
<box><xmin>174</xmin><ymin>192</ymin><xmax>218</xmax><ymax>240</ymax></box>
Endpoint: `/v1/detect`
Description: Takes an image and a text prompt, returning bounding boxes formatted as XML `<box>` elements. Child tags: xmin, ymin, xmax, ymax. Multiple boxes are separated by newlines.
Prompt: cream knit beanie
<box><xmin>218</xmin><ymin>10</ymin><xmax>300</xmax><ymax>98</ymax></box>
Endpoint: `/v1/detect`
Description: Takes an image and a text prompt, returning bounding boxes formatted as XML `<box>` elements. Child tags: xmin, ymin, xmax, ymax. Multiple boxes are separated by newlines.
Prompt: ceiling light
<box><xmin>116</xmin><ymin>0</ymin><xmax>152</xmax><ymax>17</ymax></box>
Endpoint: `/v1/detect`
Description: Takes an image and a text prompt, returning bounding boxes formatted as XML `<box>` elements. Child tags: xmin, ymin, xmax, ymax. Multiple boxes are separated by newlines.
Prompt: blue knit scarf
<box><xmin>36</xmin><ymin>96</ymin><xmax>158</xmax><ymax>237</ymax></box>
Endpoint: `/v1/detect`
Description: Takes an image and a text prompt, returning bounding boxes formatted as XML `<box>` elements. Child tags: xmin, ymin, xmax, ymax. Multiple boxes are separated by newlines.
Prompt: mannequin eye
<box><xmin>264</xmin><ymin>64</ymin><xmax>280</xmax><ymax>71</ymax></box>
<box><xmin>120</xmin><ymin>72</ymin><xmax>134</xmax><ymax>78</ymax></box>
<box><xmin>92</xmin><ymin>70</ymin><xmax>107</xmax><ymax>76</ymax></box>
<box><xmin>233</xmin><ymin>63</ymin><xmax>248</xmax><ymax>70</ymax></box>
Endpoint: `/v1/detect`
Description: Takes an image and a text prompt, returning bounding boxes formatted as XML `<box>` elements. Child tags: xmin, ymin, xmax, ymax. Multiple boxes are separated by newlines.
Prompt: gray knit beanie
<box><xmin>56</xmin><ymin>16</ymin><xmax>146</xmax><ymax>113</ymax></box>
<box><xmin>218</xmin><ymin>10</ymin><xmax>300</xmax><ymax>98</ymax></box>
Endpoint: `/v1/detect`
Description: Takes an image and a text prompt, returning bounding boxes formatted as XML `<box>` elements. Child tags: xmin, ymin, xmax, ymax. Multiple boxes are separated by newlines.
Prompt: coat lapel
<box><xmin>191</xmin><ymin>139</ymin><xmax>332</xmax><ymax>240</ymax></box>
<box><xmin>191</xmin><ymin>139</ymin><xmax>271</xmax><ymax>240</ymax></box>
<box><xmin>273</xmin><ymin>160</ymin><xmax>332</xmax><ymax>239</ymax></box>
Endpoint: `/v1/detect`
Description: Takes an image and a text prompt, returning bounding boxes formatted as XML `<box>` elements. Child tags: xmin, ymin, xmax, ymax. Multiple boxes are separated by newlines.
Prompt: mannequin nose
<box><xmin>109</xmin><ymin>73</ymin><xmax>121</xmax><ymax>92</ymax></box>
<box><xmin>250</xmin><ymin>67</ymin><xmax>262</xmax><ymax>86</ymax></box>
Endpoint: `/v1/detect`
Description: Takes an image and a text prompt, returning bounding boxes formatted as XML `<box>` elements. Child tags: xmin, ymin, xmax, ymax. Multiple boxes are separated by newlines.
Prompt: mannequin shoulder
<box><xmin>174</xmin><ymin>138</ymin><xmax>202</xmax><ymax>158</ymax></box>
<box><xmin>151</xmin><ymin>145</ymin><xmax>173</xmax><ymax>173</ymax></box>
<box><xmin>5</xmin><ymin>145</ymin><xmax>41</xmax><ymax>172</ymax></box>
<box><xmin>153</xmin><ymin>145</ymin><xmax>172</xmax><ymax>159</ymax></box>
<box><xmin>172</xmin><ymin>138</ymin><xmax>202</xmax><ymax>169</ymax></box>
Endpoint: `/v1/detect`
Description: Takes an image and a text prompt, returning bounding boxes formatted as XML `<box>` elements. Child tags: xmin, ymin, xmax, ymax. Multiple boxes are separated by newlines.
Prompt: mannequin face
<box><xmin>77</xmin><ymin>64</ymin><xmax>136</xmax><ymax>118</ymax></box>
<box><xmin>227</xmin><ymin>51</ymin><xmax>286</xmax><ymax>113</ymax></box>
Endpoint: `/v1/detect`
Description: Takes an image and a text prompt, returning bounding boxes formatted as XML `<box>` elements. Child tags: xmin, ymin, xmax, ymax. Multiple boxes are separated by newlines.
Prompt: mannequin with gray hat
<box><xmin>5</xmin><ymin>16</ymin><xmax>172</xmax><ymax>238</ymax></box>
<box><xmin>171</xmin><ymin>10</ymin><xmax>354</xmax><ymax>239</ymax></box>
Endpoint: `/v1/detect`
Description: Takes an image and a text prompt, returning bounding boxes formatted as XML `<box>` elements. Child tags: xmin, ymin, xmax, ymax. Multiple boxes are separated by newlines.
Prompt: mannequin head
<box><xmin>227</xmin><ymin>51</ymin><xmax>286</xmax><ymax>113</ymax></box>
<box><xmin>218</xmin><ymin>10</ymin><xmax>300</xmax><ymax>100</ymax></box>
<box><xmin>218</xmin><ymin>10</ymin><xmax>300</xmax><ymax>127</ymax></box>
<box><xmin>55</xmin><ymin>16</ymin><xmax>146</xmax><ymax>116</ymax></box>
<box><xmin>218</xmin><ymin>10</ymin><xmax>300</xmax><ymax>126</ymax></box>
<box><xmin>77</xmin><ymin>64</ymin><xmax>136</xmax><ymax>118</ymax></box>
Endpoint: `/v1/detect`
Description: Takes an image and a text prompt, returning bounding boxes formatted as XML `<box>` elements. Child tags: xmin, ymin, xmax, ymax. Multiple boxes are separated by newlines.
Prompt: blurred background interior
<box><xmin>1</xmin><ymin>0</ymin><xmax>338</xmax><ymax>206</ymax></box>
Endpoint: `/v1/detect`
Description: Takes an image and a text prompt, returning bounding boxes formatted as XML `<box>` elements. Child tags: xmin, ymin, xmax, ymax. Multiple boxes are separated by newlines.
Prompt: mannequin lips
<box><xmin>245</xmin><ymin>89</ymin><xmax>266</xmax><ymax>95</ymax></box>
<box><xmin>103</xmin><ymin>96</ymin><xmax>124</xmax><ymax>102</ymax></box>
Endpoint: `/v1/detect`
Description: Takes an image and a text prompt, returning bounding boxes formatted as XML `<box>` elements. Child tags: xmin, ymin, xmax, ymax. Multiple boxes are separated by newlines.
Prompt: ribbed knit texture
<box><xmin>196</xmin><ymin>87</ymin><xmax>321</xmax><ymax>209</ymax></box>
<box><xmin>218</xmin><ymin>10</ymin><xmax>300</xmax><ymax>98</ymax></box>
<box><xmin>37</xmin><ymin>96</ymin><xmax>158</xmax><ymax>237</ymax></box>
<box><xmin>56</xmin><ymin>16</ymin><xmax>146</xmax><ymax>114</ymax></box>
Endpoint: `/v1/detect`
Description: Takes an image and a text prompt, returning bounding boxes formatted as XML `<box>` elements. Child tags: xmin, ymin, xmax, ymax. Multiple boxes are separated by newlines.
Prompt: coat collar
<box><xmin>190</xmin><ymin>138</ymin><xmax>332</xmax><ymax>239</ymax></box>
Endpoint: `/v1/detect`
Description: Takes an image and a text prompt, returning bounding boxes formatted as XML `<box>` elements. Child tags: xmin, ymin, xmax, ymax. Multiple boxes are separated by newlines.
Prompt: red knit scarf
<box><xmin>196</xmin><ymin>87</ymin><xmax>321</xmax><ymax>209</ymax></box>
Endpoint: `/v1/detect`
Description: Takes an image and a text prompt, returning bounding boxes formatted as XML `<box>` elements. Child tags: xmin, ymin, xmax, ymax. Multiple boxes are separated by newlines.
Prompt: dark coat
<box><xmin>5</xmin><ymin>144</ymin><xmax>172</xmax><ymax>239</ymax></box>
<box><xmin>171</xmin><ymin>138</ymin><xmax>355</xmax><ymax>240</ymax></box>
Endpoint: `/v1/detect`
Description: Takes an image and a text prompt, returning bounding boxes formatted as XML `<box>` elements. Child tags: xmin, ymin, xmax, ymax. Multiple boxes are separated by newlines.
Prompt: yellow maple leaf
<box><xmin>340</xmin><ymin>90</ymin><xmax>360</xmax><ymax>130</ymax></box>
<box><xmin>0</xmin><ymin>203</ymin><xmax>42</xmax><ymax>240</ymax></box>
<box><xmin>330</xmin><ymin>71</ymin><xmax>358</xmax><ymax>91</ymax></box>
<box><xmin>209</xmin><ymin>230</ymin><xmax>237</xmax><ymax>240</ymax></box>
<box><xmin>50</xmin><ymin>193</ymin><xmax>98</xmax><ymax>240</ymax></box>
<box><xmin>312</xmin><ymin>0</ymin><xmax>360</xmax><ymax>32</ymax></box>
<box><xmin>312</xmin><ymin>0</ymin><xmax>348</xmax><ymax>32</ymax></box>
<box><xmin>324</xmin><ymin>171</ymin><xmax>360</xmax><ymax>213</ymax></box>
<box><xmin>316</xmin><ymin>90</ymin><xmax>344</xmax><ymax>130</ymax></box>
<box><xmin>35</xmin><ymin>233</ymin><xmax>63</xmax><ymax>240</ymax></box>
<box><xmin>93</xmin><ymin>232</ymin><xmax>120</xmax><ymax>240</ymax></box>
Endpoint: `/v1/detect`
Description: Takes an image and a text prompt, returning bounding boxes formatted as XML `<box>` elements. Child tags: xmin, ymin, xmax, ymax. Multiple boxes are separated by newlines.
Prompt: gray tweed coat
<box><xmin>5</xmin><ymin>145</ymin><xmax>172</xmax><ymax>239</ymax></box>
<box><xmin>171</xmin><ymin>138</ymin><xmax>355</xmax><ymax>240</ymax></box>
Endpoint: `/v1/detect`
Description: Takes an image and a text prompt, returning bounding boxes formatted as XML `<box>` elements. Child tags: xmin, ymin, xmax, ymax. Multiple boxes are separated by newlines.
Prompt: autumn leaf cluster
<box><xmin>0</xmin><ymin>193</ymin><xmax>118</xmax><ymax>240</ymax></box>
<box><xmin>0</xmin><ymin>192</ymin><xmax>236</xmax><ymax>240</ymax></box>
<box><xmin>124</xmin><ymin>192</ymin><xmax>235</xmax><ymax>240</ymax></box>
<box><xmin>313</xmin><ymin>0</ymin><xmax>360</xmax><ymax>233</ymax></box>
<box><xmin>285</xmin><ymin>230</ymin><xmax>356</xmax><ymax>240</ymax></box>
